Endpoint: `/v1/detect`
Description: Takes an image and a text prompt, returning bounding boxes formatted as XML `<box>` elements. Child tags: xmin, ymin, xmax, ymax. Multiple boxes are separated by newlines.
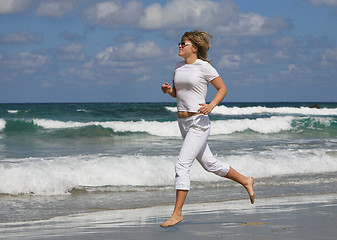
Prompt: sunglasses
<box><xmin>178</xmin><ymin>42</ymin><xmax>193</xmax><ymax>47</ymax></box>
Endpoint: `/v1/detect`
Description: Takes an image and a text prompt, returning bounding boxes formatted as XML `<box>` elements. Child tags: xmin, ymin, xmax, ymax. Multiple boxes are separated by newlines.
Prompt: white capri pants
<box><xmin>175</xmin><ymin>114</ymin><xmax>230</xmax><ymax>190</ymax></box>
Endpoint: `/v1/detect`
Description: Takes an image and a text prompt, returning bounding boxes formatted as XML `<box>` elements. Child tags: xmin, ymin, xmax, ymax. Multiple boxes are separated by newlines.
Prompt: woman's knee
<box><xmin>202</xmin><ymin>158</ymin><xmax>229</xmax><ymax>177</ymax></box>
<box><xmin>175</xmin><ymin>157</ymin><xmax>191</xmax><ymax>173</ymax></box>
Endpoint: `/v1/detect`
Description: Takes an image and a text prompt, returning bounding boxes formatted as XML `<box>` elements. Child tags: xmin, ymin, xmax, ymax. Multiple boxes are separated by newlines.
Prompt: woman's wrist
<box><xmin>209</xmin><ymin>102</ymin><xmax>217</xmax><ymax>109</ymax></box>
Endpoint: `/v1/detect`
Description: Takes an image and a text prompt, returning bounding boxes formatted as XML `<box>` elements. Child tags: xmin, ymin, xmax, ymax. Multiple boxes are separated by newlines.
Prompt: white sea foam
<box><xmin>227</xmin><ymin>148</ymin><xmax>337</xmax><ymax>179</ymax></box>
<box><xmin>76</xmin><ymin>109</ymin><xmax>88</xmax><ymax>112</ymax></box>
<box><xmin>0</xmin><ymin>119</ymin><xmax>5</xmax><ymax>131</ymax></box>
<box><xmin>166</xmin><ymin>106</ymin><xmax>337</xmax><ymax>116</ymax></box>
<box><xmin>99</xmin><ymin>120</ymin><xmax>180</xmax><ymax>137</ymax></box>
<box><xmin>165</xmin><ymin>106</ymin><xmax>177</xmax><ymax>112</ymax></box>
<box><xmin>32</xmin><ymin>119</ymin><xmax>181</xmax><ymax>137</ymax></box>
<box><xmin>211</xmin><ymin>116</ymin><xmax>294</xmax><ymax>134</ymax></box>
<box><xmin>31</xmin><ymin>116</ymin><xmax>297</xmax><ymax>136</ymax></box>
<box><xmin>7</xmin><ymin>110</ymin><xmax>19</xmax><ymax>114</ymax></box>
<box><xmin>0</xmin><ymin>148</ymin><xmax>336</xmax><ymax>195</ymax></box>
<box><xmin>32</xmin><ymin>119</ymin><xmax>89</xmax><ymax>129</ymax></box>
<box><xmin>0</xmin><ymin>155</ymin><xmax>176</xmax><ymax>195</ymax></box>
<box><xmin>213</xmin><ymin>106</ymin><xmax>337</xmax><ymax>116</ymax></box>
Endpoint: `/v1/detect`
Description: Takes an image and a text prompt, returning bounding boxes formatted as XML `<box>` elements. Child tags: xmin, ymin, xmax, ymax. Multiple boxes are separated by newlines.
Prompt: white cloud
<box><xmin>0</xmin><ymin>0</ymin><xmax>77</xmax><ymax>17</ymax></box>
<box><xmin>83</xmin><ymin>0</ymin><xmax>143</xmax><ymax>27</ymax></box>
<box><xmin>0</xmin><ymin>51</ymin><xmax>48</xmax><ymax>81</ymax></box>
<box><xmin>59</xmin><ymin>43</ymin><xmax>83</xmax><ymax>54</ymax></box>
<box><xmin>0</xmin><ymin>31</ymin><xmax>42</xmax><ymax>44</ymax></box>
<box><xmin>0</xmin><ymin>0</ymin><xmax>31</xmax><ymax>14</ymax></box>
<box><xmin>136</xmin><ymin>74</ymin><xmax>150</xmax><ymax>82</ymax></box>
<box><xmin>36</xmin><ymin>1</ymin><xmax>75</xmax><ymax>18</ymax></box>
<box><xmin>93</xmin><ymin>40</ymin><xmax>165</xmax><ymax>83</ymax></box>
<box><xmin>271</xmin><ymin>35</ymin><xmax>297</xmax><ymax>48</ymax></box>
<box><xmin>16</xmin><ymin>52</ymin><xmax>49</xmax><ymax>68</ymax></box>
<box><xmin>218</xmin><ymin>54</ymin><xmax>240</xmax><ymax>69</ymax></box>
<box><xmin>94</xmin><ymin>1</ymin><xmax>120</xmax><ymax>19</ymax></box>
<box><xmin>2</xmin><ymin>52</ymin><xmax>48</xmax><ymax>68</ymax></box>
<box><xmin>274</xmin><ymin>51</ymin><xmax>290</xmax><ymax>60</ymax></box>
<box><xmin>321</xmin><ymin>48</ymin><xmax>337</xmax><ymax>67</ymax></box>
<box><xmin>96</xmin><ymin>46</ymin><xmax>115</xmax><ymax>62</ymax></box>
<box><xmin>138</xmin><ymin>0</ymin><xmax>219</xmax><ymax>29</ymax></box>
<box><xmin>58</xmin><ymin>43</ymin><xmax>85</xmax><ymax>61</ymax></box>
<box><xmin>96</xmin><ymin>41</ymin><xmax>163</xmax><ymax>63</ymax></box>
<box><xmin>280</xmin><ymin>64</ymin><xmax>301</xmax><ymax>76</ymax></box>
<box><xmin>308</xmin><ymin>0</ymin><xmax>337</xmax><ymax>6</ymax></box>
<box><xmin>213</xmin><ymin>12</ymin><xmax>270</xmax><ymax>36</ymax></box>
<box><xmin>82</xmin><ymin>0</ymin><xmax>289</xmax><ymax>35</ymax></box>
<box><xmin>288</xmin><ymin>64</ymin><xmax>298</xmax><ymax>71</ymax></box>
<box><xmin>138</xmin><ymin>0</ymin><xmax>289</xmax><ymax>36</ymax></box>
<box><xmin>83</xmin><ymin>59</ymin><xmax>94</xmax><ymax>69</ymax></box>
<box><xmin>323</xmin><ymin>48</ymin><xmax>337</xmax><ymax>60</ymax></box>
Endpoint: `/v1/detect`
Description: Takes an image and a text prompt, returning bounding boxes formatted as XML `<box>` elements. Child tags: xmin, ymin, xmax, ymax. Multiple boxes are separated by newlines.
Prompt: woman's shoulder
<box><xmin>175</xmin><ymin>59</ymin><xmax>215</xmax><ymax>70</ymax></box>
<box><xmin>195</xmin><ymin>59</ymin><xmax>216</xmax><ymax>70</ymax></box>
<box><xmin>194</xmin><ymin>59</ymin><xmax>206</xmax><ymax>64</ymax></box>
<box><xmin>194</xmin><ymin>59</ymin><xmax>213</xmax><ymax>67</ymax></box>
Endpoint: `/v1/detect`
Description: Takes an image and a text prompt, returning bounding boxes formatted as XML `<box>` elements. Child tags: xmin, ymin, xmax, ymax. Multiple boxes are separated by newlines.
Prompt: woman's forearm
<box><xmin>209</xmin><ymin>87</ymin><xmax>227</xmax><ymax>108</ymax></box>
<box><xmin>209</xmin><ymin>76</ymin><xmax>227</xmax><ymax>108</ymax></box>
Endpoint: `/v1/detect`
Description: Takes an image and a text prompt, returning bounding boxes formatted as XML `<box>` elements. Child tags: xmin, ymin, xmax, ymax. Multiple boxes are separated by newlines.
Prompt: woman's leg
<box><xmin>225</xmin><ymin>167</ymin><xmax>255</xmax><ymax>203</ymax></box>
<box><xmin>174</xmin><ymin>123</ymin><xmax>210</xmax><ymax>190</ymax></box>
<box><xmin>192</xmin><ymin>117</ymin><xmax>255</xmax><ymax>204</ymax></box>
<box><xmin>161</xmin><ymin>118</ymin><xmax>210</xmax><ymax>227</ymax></box>
<box><xmin>196</xmin><ymin>146</ymin><xmax>255</xmax><ymax>204</ymax></box>
<box><xmin>160</xmin><ymin>190</ymin><xmax>188</xmax><ymax>227</ymax></box>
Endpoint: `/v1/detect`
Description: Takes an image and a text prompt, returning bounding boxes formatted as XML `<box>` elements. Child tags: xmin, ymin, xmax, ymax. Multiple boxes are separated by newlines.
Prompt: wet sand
<box><xmin>1</xmin><ymin>193</ymin><xmax>336</xmax><ymax>240</ymax></box>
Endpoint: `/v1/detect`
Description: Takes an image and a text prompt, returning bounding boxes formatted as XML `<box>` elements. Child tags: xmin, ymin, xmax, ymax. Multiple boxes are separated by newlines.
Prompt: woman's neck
<box><xmin>184</xmin><ymin>55</ymin><xmax>198</xmax><ymax>64</ymax></box>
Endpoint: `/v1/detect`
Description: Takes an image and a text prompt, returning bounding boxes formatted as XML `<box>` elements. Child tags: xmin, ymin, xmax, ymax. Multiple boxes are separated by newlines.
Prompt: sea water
<box><xmin>0</xmin><ymin>102</ymin><xmax>336</xmax><ymax>223</ymax></box>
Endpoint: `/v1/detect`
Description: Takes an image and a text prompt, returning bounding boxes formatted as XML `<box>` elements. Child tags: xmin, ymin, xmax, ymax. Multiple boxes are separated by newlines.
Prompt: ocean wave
<box><xmin>0</xmin><ymin>154</ymin><xmax>176</xmax><ymax>195</ymax></box>
<box><xmin>211</xmin><ymin>116</ymin><xmax>294</xmax><ymax>134</ymax></box>
<box><xmin>166</xmin><ymin>106</ymin><xmax>337</xmax><ymax>116</ymax></box>
<box><xmin>0</xmin><ymin>119</ymin><xmax>5</xmax><ymax>132</ymax></box>
<box><xmin>7</xmin><ymin>110</ymin><xmax>19</xmax><ymax>114</ymax></box>
<box><xmin>214</xmin><ymin>106</ymin><xmax>337</xmax><ymax>116</ymax></box>
<box><xmin>32</xmin><ymin>117</ymin><xmax>295</xmax><ymax>136</ymax></box>
<box><xmin>76</xmin><ymin>109</ymin><xmax>89</xmax><ymax>112</ymax></box>
<box><xmin>1</xmin><ymin>116</ymin><xmax>335</xmax><ymax>137</ymax></box>
<box><xmin>32</xmin><ymin>119</ymin><xmax>181</xmax><ymax>137</ymax></box>
<box><xmin>1</xmin><ymin>149</ymin><xmax>336</xmax><ymax>196</ymax></box>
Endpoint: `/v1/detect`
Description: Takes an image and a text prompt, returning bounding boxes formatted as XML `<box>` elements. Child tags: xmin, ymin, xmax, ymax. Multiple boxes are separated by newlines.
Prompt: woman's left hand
<box><xmin>198</xmin><ymin>103</ymin><xmax>214</xmax><ymax>115</ymax></box>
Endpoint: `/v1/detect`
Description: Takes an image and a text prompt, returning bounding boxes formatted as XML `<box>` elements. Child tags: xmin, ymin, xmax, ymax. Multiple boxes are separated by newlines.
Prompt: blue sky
<box><xmin>0</xmin><ymin>0</ymin><xmax>336</xmax><ymax>103</ymax></box>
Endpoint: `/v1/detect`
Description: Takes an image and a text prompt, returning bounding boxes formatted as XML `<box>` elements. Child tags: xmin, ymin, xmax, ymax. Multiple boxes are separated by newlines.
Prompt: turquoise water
<box><xmin>0</xmin><ymin>102</ymin><xmax>336</xmax><ymax>222</ymax></box>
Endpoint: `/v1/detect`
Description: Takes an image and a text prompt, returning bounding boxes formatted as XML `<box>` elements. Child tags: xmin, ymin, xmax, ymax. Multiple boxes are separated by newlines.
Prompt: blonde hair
<box><xmin>181</xmin><ymin>30</ymin><xmax>213</xmax><ymax>62</ymax></box>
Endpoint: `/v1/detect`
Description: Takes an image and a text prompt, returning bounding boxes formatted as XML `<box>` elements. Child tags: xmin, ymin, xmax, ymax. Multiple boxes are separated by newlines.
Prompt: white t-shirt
<box><xmin>174</xmin><ymin>59</ymin><xmax>219</xmax><ymax>113</ymax></box>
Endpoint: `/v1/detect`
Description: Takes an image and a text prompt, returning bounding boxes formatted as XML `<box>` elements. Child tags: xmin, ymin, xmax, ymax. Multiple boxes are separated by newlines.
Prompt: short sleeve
<box><xmin>203</xmin><ymin>62</ymin><xmax>219</xmax><ymax>82</ymax></box>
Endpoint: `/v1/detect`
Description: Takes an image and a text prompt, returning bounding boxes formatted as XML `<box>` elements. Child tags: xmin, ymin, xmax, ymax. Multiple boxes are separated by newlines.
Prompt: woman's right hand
<box><xmin>161</xmin><ymin>82</ymin><xmax>172</xmax><ymax>94</ymax></box>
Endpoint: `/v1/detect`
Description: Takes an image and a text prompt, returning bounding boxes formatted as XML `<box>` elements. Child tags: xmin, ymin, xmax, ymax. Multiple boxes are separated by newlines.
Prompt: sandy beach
<box><xmin>1</xmin><ymin>192</ymin><xmax>336</xmax><ymax>240</ymax></box>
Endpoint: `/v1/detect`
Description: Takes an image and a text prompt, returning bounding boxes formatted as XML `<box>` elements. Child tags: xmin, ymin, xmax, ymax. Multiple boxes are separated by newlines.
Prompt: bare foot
<box><xmin>245</xmin><ymin>177</ymin><xmax>255</xmax><ymax>204</ymax></box>
<box><xmin>160</xmin><ymin>214</ymin><xmax>183</xmax><ymax>227</ymax></box>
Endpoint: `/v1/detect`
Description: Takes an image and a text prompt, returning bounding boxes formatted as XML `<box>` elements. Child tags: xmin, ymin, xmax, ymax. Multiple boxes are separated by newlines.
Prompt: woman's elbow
<box><xmin>221</xmin><ymin>86</ymin><xmax>227</xmax><ymax>97</ymax></box>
